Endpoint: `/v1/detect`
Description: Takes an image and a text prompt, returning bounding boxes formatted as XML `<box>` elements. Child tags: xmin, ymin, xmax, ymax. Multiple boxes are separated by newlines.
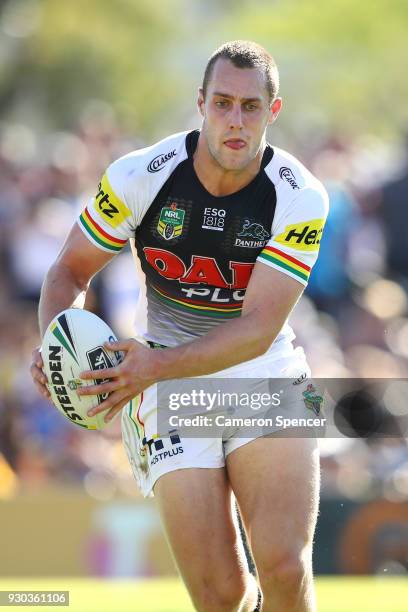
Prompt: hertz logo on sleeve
<box><xmin>274</xmin><ymin>219</ymin><xmax>325</xmax><ymax>251</ymax></box>
<box><xmin>93</xmin><ymin>174</ymin><xmax>131</xmax><ymax>228</ymax></box>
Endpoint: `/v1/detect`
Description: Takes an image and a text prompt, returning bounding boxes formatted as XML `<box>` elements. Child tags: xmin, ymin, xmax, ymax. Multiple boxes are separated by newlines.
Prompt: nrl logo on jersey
<box><xmin>234</xmin><ymin>219</ymin><xmax>270</xmax><ymax>248</ymax></box>
<box><xmin>157</xmin><ymin>203</ymin><xmax>185</xmax><ymax>240</ymax></box>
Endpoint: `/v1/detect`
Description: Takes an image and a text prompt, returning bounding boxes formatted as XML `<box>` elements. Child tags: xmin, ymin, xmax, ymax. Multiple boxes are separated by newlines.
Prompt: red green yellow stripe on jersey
<box><xmin>79</xmin><ymin>207</ymin><xmax>127</xmax><ymax>252</ymax></box>
<box><xmin>258</xmin><ymin>246</ymin><xmax>311</xmax><ymax>283</ymax></box>
<box><xmin>152</xmin><ymin>285</ymin><xmax>242</xmax><ymax>318</ymax></box>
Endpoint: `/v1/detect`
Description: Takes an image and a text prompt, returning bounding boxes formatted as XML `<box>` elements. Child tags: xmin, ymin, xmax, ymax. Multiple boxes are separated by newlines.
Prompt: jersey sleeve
<box><xmin>257</xmin><ymin>186</ymin><xmax>329</xmax><ymax>286</ymax></box>
<box><xmin>77</xmin><ymin>163</ymin><xmax>135</xmax><ymax>254</ymax></box>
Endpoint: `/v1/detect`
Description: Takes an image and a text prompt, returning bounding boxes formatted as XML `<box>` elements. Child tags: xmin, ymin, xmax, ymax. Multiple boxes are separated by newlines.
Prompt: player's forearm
<box><xmin>154</xmin><ymin>309</ymin><xmax>277</xmax><ymax>380</ymax></box>
<box><xmin>38</xmin><ymin>263</ymin><xmax>88</xmax><ymax>338</ymax></box>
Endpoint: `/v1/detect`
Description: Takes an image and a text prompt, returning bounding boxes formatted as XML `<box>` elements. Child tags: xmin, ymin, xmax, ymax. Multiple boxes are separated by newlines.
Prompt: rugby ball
<box><xmin>41</xmin><ymin>309</ymin><xmax>123</xmax><ymax>430</ymax></box>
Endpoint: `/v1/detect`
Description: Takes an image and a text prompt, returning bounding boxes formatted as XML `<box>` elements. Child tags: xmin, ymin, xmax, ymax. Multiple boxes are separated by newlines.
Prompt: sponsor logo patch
<box><xmin>147</xmin><ymin>150</ymin><xmax>176</xmax><ymax>173</ymax></box>
<box><xmin>274</xmin><ymin>218</ymin><xmax>324</xmax><ymax>251</ymax></box>
<box><xmin>279</xmin><ymin>166</ymin><xmax>300</xmax><ymax>189</ymax></box>
<box><xmin>202</xmin><ymin>207</ymin><xmax>226</xmax><ymax>231</ymax></box>
<box><xmin>142</xmin><ymin>430</ymin><xmax>183</xmax><ymax>465</ymax></box>
<box><xmin>234</xmin><ymin>219</ymin><xmax>270</xmax><ymax>248</ymax></box>
<box><xmin>302</xmin><ymin>384</ymin><xmax>324</xmax><ymax>416</ymax></box>
<box><xmin>157</xmin><ymin>203</ymin><xmax>185</xmax><ymax>240</ymax></box>
<box><xmin>93</xmin><ymin>174</ymin><xmax>132</xmax><ymax>228</ymax></box>
<box><xmin>143</xmin><ymin>247</ymin><xmax>254</xmax><ymax>290</ymax></box>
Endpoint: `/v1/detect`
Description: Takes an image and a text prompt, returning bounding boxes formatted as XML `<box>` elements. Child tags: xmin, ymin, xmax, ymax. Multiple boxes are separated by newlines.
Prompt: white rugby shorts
<box><xmin>121</xmin><ymin>346</ymin><xmax>322</xmax><ymax>498</ymax></box>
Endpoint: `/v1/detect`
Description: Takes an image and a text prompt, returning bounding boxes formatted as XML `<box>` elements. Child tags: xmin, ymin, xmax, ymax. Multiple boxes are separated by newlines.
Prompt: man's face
<box><xmin>198</xmin><ymin>58</ymin><xmax>281</xmax><ymax>171</ymax></box>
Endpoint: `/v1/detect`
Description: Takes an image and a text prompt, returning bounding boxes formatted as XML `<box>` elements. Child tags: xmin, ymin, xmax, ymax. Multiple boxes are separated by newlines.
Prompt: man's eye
<box><xmin>215</xmin><ymin>100</ymin><xmax>228</xmax><ymax>107</ymax></box>
<box><xmin>245</xmin><ymin>103</ymin><xmax>258</xmax><ymax>111</ymax></box>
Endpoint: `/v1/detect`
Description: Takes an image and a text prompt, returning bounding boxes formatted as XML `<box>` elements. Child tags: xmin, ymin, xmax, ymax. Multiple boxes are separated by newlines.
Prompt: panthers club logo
<box><xmin>157</xmin><ymin>203</ymin><xmax>185</xmax><ymax>240</ymax></box>
<box><xmin>235</xmin><ymin>219</ymin><xmax>270</xmax><ymax>248</ymax></box>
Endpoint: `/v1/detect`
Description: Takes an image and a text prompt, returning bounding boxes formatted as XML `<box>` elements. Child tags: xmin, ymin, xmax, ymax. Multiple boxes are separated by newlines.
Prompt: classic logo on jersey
<box><xmin>202</xmin><ymin>207</ymin><xmax>226</xmax><ymax>231</ymax></box>
<box><xmin>147</xmin><ymin>150</ymin><xmax>176</xmax><ymax>173</ymax></box>
<box><xmin>302</xmin><ymin>384</ymin><xmax>324</xmax><ymax>416</ymax></box>
<box><xmin>93</xmin><ymin>174</ymin><xmax>131</xmax><ymax>228</ymax></box>
<box><xmin>234</xmin><ymin>219</ymin><xmax>270</xmax><ymax>248</ymax></box>
<box><xmin>279</xmin><ymin>167</ymin><xmax>300</xmax><ymax>190</ymax></box>
<box><xmin>157</xmin><ymin>203</ymin><xmax>185</xmax><ymax>240</ymax></box>
<box><xmin>274</xmin><ymin>219</ymin><xmax>324</xmax><ymax>251</ymax></box>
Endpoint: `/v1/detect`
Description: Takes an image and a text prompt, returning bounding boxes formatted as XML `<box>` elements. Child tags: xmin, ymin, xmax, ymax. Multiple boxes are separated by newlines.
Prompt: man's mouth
<box><xmin>224</xmin><ymin>139</ymin><xmax>246</xmax><ymax>150</ymax></box>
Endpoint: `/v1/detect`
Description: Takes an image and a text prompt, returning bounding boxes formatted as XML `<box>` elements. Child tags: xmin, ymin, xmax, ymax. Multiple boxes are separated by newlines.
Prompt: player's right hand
<box><xmin>30</xmin><ymin>347</ymin><xmax>51</xmax><ymax>399</ymax></box>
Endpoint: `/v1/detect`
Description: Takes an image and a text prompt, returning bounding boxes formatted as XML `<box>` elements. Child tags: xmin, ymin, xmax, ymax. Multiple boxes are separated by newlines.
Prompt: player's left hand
<box><xmin>77</xmin><ymin>339</ymin><xmax>158</xmax><ymax>423</ymax></box>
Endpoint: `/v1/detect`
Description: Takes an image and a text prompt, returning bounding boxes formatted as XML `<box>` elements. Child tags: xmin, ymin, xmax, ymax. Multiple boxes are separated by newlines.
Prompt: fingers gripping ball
<box><xmin>41</xmin><ymin>309</ymin><xmax>123</xmax><ymax>430</ymax></box>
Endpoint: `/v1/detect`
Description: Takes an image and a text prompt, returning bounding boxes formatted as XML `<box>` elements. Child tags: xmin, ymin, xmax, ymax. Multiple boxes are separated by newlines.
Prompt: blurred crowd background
<box><xmin>0</xmin><ymin>0</ymin><xmax>407</xmax><ymax>577</ymax></box>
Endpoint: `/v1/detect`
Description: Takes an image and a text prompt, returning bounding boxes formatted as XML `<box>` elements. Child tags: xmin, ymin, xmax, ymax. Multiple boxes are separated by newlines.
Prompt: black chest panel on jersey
<box><xmin>134</xmin><ymin>130</ymin><xmax>276</xmax><ymax>314</ymax></box>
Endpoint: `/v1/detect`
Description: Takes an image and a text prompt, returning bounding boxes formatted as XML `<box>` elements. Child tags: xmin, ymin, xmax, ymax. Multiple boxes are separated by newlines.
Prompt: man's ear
<box><xmin>268</xmin><ymin>97</ymin><xmax>282</xmax><ymax>125</ymax></box>
<box><xmin>197</xmin><ymin>87</ymin><xmax>205</xmax><ymax>117</ymax></box>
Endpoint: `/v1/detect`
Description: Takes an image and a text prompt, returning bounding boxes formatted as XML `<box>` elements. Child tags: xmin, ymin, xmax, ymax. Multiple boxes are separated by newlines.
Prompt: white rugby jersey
<box><xmin>77</xmin><ymin>130</ymin><xmax>329</xmax><ymax>351</ymax></box>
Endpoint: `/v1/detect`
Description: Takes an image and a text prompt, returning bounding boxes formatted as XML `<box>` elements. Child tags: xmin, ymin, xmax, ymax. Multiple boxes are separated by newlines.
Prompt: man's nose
<box><xmin>229</xmin><ymin>104</ymin><xmax>243</xmax><ymax>129</ymax></box>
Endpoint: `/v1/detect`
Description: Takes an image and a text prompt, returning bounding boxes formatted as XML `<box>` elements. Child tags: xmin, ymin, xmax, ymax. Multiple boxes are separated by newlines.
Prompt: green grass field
<box><xmin>0</xmin><ymin>577</ymin><xmax>406</xmax><ymax>611</ymax></box>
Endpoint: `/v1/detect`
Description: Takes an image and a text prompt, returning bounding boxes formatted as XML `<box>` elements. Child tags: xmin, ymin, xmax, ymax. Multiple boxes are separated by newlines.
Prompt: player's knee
<box><xmin>257</xmin><ymin>545</ymin><xmax>312</xmax><ymax>596</ymax></box>
<box><xmin>191</xmin><ymin>571</ymin><xmax>248</xmax><ymax>612</ymax></box>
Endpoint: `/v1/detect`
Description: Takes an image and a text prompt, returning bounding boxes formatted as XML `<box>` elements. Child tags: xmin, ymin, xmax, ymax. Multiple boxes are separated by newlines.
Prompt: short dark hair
<box><xmin>202</xmin><ymin>40</ymin><xmax>279</xmax><ymax>104</ymax></box>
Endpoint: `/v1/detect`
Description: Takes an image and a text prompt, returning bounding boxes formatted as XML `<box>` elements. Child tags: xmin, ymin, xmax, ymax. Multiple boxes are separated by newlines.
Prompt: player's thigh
<box><xmin>226</xmin><ymin>433</ymin><xmax>320</xmax><ymax>566</ymax></box>
<box><xmin>154</xmin><ymin>467</ymin><xmax>248</xmax><ymax>596</ymax></box>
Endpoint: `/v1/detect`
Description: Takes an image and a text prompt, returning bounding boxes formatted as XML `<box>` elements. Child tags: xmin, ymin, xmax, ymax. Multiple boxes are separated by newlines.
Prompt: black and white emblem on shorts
<box><xmin>157</xmin><ymin>203</ymin><xmax>185</xmax><ymax>240</ymax></box>
<box><xmin>234</xmin><ymin>219</ymin><xmax>270</xmax><ymax>248</ymax></box>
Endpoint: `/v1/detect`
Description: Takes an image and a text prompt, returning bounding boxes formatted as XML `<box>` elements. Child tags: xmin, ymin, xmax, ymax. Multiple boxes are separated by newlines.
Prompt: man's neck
<box><xmin>193</xmin><ymin>133</ymin><xmax>265</xmax><ymax>197</ymax></box>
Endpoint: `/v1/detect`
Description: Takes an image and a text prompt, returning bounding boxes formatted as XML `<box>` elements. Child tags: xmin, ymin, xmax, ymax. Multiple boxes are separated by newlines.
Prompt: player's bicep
<box><xmin>242</xmin><ymin>260</ymin><xmax>304</xmax><ymax>332</ymax></box>
<box><xmin>54</xmin><ymin>223</ymin><xmax>118</xmax><ymax>286</ymax></box>
<box><xmin>243</xmin><ymin>184</ymin><xmax>329</xmax><ymax>331</ymax></box>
